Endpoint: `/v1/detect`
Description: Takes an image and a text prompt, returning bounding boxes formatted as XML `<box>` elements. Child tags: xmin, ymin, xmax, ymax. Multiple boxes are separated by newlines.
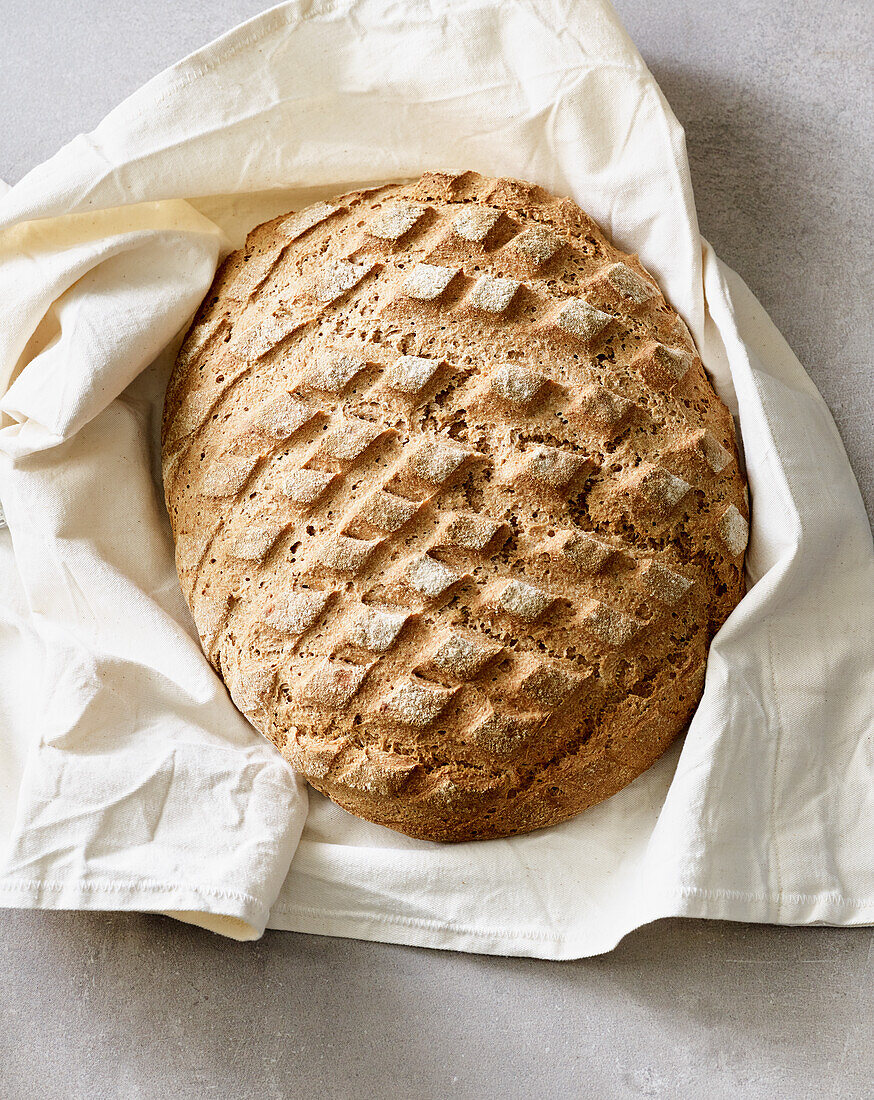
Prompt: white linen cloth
<box><xmin>0</xmin><ymin>0</ymin><xmax>871</xmax><ymax>956</ymax></box>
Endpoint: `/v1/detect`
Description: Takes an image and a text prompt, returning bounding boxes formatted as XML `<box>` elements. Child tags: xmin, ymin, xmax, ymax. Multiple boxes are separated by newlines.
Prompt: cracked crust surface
<box><xmin>161</xmin><ymin>171</ymin><xmax>747</xmax><ymax>842</ymax></box>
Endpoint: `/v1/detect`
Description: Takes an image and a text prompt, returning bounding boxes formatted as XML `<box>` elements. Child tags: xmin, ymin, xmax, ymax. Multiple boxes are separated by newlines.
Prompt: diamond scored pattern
<box><xmin>367</xmin><ymin>202</ymin><xmax>427</xmax><ymax>241</ymax></box>
<box><xmin>347</xmin><ymin>606</ymin><xmax>410</xmax><ymax>653</ymax></box>
<box><xmin>636</xmin><ymin>465</ymin><xmax>692</xmax><ymax>514</ymax></box>
<box><xmin>488</xmin><ymin>364</ymin><xmax>545</xmax><ymax>405</ymax></box>
<box><xmin>282</xmin><ymin>468</ymin><xmax>336</xmax><ymax>505</ymax></box>
<box><xmin>229</xmin><ymin>520</ymin><xmax>288</xmax><ymax>563</ymax></box>
<box><xmin>604</xmin><ymin>262</ymin><xmax>655</xmax><ymax>304</ymax></box>
<box><xmin>201</xmin><ymin>453</ymin><xmax>262</xmax><ymax>498</ymax></box>
<box><xmin>313</xmin><ymin>534</ymin><xmax>381</xmax><ymax>575</ymax></box>
<box><xmin>584</xmin><ymin>603</ymin><xmax>642</xmax><ymax>648</ymax></box>
<box><xmin>356</xmin><ymin>488</ymin><xmax>419</xmax><ymax>533</ymax></box>
<box><xmin>635</xmin><ymin>342</ymin><xmax>693</xmax><ymax>390</ymax></box>
<box><xmin>408</xmin><ymin>434</ymin><xmax>472</xmax><ymax>484</ymax></box>
<box><xmin>521</xmin><ymin>661</ymin><xmax>587</xmax><ymax>709</ymax></box>
<box><xmin>494</xmin><ymin>579</ymin><xmax>555</xmax><ymax>621</ymax></box>
<box><xmin>280</xmin><ymin>201</ymin><xmax>338</xmax><ymax>242</ymax></box>
<box><xmin>305</xmin><ymin>352</ymin><xmax>367</xmax><ymax>392</ymax></box>
<box><xmin>309</xmin><ymin>259</ymin><xmax>376</xmax><ymax>303</ymax></box>
<box><xmin>440</xmin><ymin>512</ymin><xmax>508</xmax><ymax>552</ymax></box>
<box><xmin>468</xmin><ymin>274</ymin><xmax>520</xmax><ymax>313</ymax></box>
<box><xmin>384</xmin><ymin>354</ymin><xmax>441</xmax><ymax>394</ymax></box>
<box><xmin>512</xmin><ymin>225</ymin><xmax>562</xmax><ymax>265</ymax></box>
<box><xmin>642</xmin><ymin>561</ymin><xmax>694</xmax><ymax>605</ymax></box>
<box><xmin>339</xmin><ymin>748</ymin><xmax>418</xmax><ymax>796</ymax></box>
<box><xmin>403</xmin><ymin>263</ymin><xmax>458</xmax><ymax>300</ymax></box>
<box><xmin>470</xmin><ymin>708</ymin><xmax>539</xmax><ymax>758</ymax></box>
<box><xmin>430</xmin><ymin>630</ymin><xmax>502</xmax><ymax>680</ymax></box>
<box><xmin>558</xmin><ymin>530</ymin><xmax>616</xmax><ymax>575</ymax></box>
<box><xmin>171</xmin><ymin>174</ymin><xmax>745</xmax><ymax>801</ymax></box>
<box><xmin>381</xmin><ymin>678</ymin><xmax>456</xmax><ymax>728</ymax></box>
<box><xmin>522</xmin><ymin>445</ymin><xmax>591</xmax><ymax>490</ymax></box>
<box><xmin>319</xmin><ymin>418</ymin><xmax>387</xmax><ymax>463</ymax></box>
<box><xmin>555</xmin><ymin>297</ymin><xmax>613</xmax><ymax>342</ymax></box>
<box><xmin>265</xmin><ymin>590</ymin><xmax>333</xmax><ymax>636</ymax></box>
<box><xmin>573</xmin><ymin>385</ymin><xmax>635</xmax><ymax>437</ymax></box>
<box><xmin>718</xmin><ymin>504</ymin><xmax>749</xmax><ymax>557</ymax></box>
<box><xmin>405</xmin><ymin>555</ymin><xmax>462</xmax><ymax>598</ymax></box>
<box><xmin>244</xmin><ymin>394</ymin><xmax>320</xmax><ymax>440</ymax></box>
<box><xmin>301</xmin><ymin>657</ymin><xmax>371</xmax><ymax>708</ymax></box>
<box><xmin>452</xmin><ymin>206</ymin><xmax>501</xmax><ymax>242</ymax></box>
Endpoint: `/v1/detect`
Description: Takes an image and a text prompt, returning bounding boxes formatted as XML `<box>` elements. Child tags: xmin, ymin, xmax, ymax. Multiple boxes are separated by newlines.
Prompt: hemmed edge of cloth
<box><xmin>265</xmin><ymin>887</ymin><xmax>874</xmax><ymax>959</ymax></box>
<box><xmin>0</xmin><ymin>875</ymin><xmax>270</xmax><ymax>939</ymax></box>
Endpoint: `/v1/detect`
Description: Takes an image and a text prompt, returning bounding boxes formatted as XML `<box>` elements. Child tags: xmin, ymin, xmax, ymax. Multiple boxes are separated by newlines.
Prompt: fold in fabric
<box><xmin>0</xmin><ymin>0</ymin><xmax>871</xmax><ymax>955</ymax></box>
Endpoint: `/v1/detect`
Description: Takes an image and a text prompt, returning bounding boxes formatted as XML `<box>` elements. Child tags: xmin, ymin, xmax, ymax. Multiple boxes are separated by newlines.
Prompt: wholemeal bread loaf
<box><xmin>162</xmin><ymin>171</ymin><xmax>747</xmax><ymax>842</ymax></box>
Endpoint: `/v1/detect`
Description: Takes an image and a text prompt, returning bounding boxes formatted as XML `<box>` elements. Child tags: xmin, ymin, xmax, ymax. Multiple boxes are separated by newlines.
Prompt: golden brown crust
<box><xmin>161</xmin><ymin>171</ymin><xmax>747</xmax><ymax>842</ymax></box>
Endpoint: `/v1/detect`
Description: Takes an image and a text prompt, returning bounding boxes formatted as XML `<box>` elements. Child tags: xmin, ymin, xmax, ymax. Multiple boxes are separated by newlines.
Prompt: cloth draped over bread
<box><xmin>0</xmin><ymin>0</ymin><xmax>871</xmax><ymax>954</ymax></box>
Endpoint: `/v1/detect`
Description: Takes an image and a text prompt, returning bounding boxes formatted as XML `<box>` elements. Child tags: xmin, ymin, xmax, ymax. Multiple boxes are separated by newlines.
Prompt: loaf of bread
<box><xmin>162</xmin><ymin>171</ymin><xmax>747</xmax><ymax>842</ymax></box>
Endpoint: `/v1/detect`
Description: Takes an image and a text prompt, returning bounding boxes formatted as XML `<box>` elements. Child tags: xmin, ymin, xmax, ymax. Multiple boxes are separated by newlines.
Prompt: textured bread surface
<box><xmin>162</xmin><ymin>171</ymin><xmax>747</xmax><ymax>842</ymax></box>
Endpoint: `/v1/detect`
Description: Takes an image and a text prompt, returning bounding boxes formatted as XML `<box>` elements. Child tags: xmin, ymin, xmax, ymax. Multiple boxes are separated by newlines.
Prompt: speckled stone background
<box><xmin>0</xmin><ymin>2</ymin><xmax>871</xmax><ymax>1097</ymax></box>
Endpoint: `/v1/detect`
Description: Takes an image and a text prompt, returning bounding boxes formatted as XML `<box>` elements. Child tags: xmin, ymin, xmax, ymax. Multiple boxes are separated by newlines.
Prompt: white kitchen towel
<box><xmin>0</xmin><ymin>0</ymin><xmax>871</xmax><ymax>956</ymax></box>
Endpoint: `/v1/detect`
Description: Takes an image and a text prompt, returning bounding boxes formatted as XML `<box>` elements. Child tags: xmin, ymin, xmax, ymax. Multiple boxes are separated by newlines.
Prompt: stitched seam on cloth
<box><xmin>0</xmin><ymin>876</ymin><xmax>268</xmax><ymax>912</ymax></box>
<box><xmin>272</xmin><ymin>887</ymin><xmax>874</xmax><ymax>943</ymax></box>
<box><xmin>270</xmin><ymin>904</ymin><xmax>579</xmax><ymax>942</ymax></box>
<box><xmin>766</xmin><ymin>618</ymin><xmax>785</xmax><ymax>918</ymax></box>
<box><xmin>673</xmin><ymin>886</ymin><xmax>874</xmax><ymax>906</ymax></box>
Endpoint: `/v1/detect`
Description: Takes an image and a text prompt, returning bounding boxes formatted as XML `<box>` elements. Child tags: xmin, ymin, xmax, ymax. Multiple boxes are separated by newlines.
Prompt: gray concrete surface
<box><xmin>0</xmin><ymin>1</ymin><xmax>871</xmax><ymax>1097</ymax></box>
<box><xmin>1</xmin><ymin>912</ymin><xmax>871</xmax><ymax>1099</ymax></box>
